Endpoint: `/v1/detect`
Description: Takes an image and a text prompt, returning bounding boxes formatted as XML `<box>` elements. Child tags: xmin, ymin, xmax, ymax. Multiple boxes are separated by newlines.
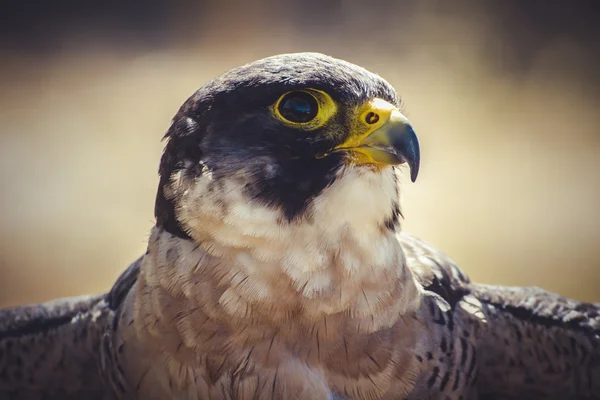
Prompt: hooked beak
<box><xmin>330</xmin><ymin>99</ymin><xmax>420</xmax><ymax>182</ymax></box>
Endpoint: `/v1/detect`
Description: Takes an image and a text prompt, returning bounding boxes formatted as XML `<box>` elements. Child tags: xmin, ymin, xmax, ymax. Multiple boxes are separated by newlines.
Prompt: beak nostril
<box><xmin>365</xmin><ymin>112</ymin><xmax>379</xmax><ymax>125</ymax></box>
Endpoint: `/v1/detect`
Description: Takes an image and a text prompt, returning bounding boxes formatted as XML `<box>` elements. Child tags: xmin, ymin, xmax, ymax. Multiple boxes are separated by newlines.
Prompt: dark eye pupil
<box><xmin>278</xmin><ymin>91</ymin><xmax>318</xmax><ymax>123</ymax></box>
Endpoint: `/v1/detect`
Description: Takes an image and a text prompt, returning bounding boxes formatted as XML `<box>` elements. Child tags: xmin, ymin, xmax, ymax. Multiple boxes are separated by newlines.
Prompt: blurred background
<box><xmin>1</xmin><ymin>0</ymin><xmax>599</xmax><ymax>307</ymax></box>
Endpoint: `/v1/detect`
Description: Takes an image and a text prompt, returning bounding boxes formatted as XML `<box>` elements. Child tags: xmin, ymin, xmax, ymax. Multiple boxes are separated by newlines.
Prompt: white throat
<box><xmin>153</xmin><ymin>166</ymin><xmax>421</xmax><ymax>330</ymax></box>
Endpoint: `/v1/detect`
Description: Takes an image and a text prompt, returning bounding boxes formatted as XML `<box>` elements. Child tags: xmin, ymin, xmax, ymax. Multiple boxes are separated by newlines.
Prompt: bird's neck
<box><xmin>124</xmin><ymin>223</ymin><xmax>424</xmax><ymax>397</ymax></box>
<box><xmin>138</xmin><ymin>168</ymin><xmax>421</xmax><ymax>334</ymax></box>
<box><xmin>126</xmin><ymin>176</ymin><xmax>424</xmax><ymax>394</ymax></box>
<box><xmin>139</xmin><ymin>221</ymin><xmax>420</xmax><ymax>328</ymax></box>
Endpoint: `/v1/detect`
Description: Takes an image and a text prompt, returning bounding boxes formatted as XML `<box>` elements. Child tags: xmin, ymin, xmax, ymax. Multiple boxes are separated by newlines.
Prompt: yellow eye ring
<box><xmin>272</xmin><ymin>89</ymin><xmax>337</xmax><ymax>130</ymax></box>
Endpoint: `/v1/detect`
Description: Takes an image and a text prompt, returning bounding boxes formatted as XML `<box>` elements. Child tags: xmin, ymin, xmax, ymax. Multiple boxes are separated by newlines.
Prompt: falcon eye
<box><xmin>272</xmin><ymin>88</ymin><xmax>337</xmax><ymax>129</ymax></box>
<box><xmin>277</xmin><ymin>91</ymin><xmax>319</xmax><ymax>123</ymax></box>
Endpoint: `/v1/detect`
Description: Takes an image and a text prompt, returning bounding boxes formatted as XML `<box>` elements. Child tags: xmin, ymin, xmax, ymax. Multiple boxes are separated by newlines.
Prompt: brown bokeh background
<box><xmin>1</xmin><ymin>1</ymin><xmax>599</xmax><ymax>307</ymax></box>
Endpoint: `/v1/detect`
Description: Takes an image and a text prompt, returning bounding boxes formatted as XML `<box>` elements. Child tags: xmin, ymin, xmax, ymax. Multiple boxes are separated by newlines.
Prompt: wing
<box><xmin>0</xmin><ymin>257</ymin><xmax>143</xmax><ymax>400</ymax></box>
<box><xmin>398</xmin><ymin>232</ymin><xmax>472</xmax><ymax>308</ymax></box>
<box><xmin>0</xmin><ymin>293</ymin><xmax>110</xmax><ymax>399</ymax></box>
<box><xmin>399</xmin><ymin>233</ymin><xmax>483</xmax><ymax>397</ymax></box>
<box><xmin>399</xmin><ymin>233</ymin><xmax>600</xmax><ymax>399</ymax></box>
<box><xmin>99</xmin><ymin>256</ymin><xmax>143</xmax><ymax>399</ymax></box>
<box><xmin>106</xmin><ymin>255</ymin><xmax>142</xmax><ymax>311</ymax></box>
<box><xmin>473</xmin><ymin>284</ymin><xmax>600</xmax><ymax>399</ymax></box>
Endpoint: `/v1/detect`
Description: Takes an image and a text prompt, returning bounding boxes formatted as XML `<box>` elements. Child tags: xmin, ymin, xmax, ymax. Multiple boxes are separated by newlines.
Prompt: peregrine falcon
<box><xmin>1</xmin><ymin>53</ymin><xmax>599</xmax><ymax>400</ymax></box>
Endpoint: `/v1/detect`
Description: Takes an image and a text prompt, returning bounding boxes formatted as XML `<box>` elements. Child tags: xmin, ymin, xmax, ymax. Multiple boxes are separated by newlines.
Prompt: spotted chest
<box><xmin>105</xmin><ymin>281</ymin><xmax>485</xmax><ymax>400</ymax></box>
<box><xmin>104</xmin><ymin>250</ymin><xmax>425</xmax><ymax>399</ymax></box>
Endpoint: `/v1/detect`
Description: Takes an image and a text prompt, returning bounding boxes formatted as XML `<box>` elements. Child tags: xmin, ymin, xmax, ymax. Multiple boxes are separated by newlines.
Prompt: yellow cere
<box><xmin>272</xmin><ymin>89</ymin><xmax>337</xmax><ymax>130</ymax></box>
<box><xmin>334</xmin><ymin>98</ymin><xmax>399</xmax><ymax>166</ymax></box>
<box><xmin>339</xmin><ymin>98</ymin><xmax>397</xmax><ymax>148</ymax></box>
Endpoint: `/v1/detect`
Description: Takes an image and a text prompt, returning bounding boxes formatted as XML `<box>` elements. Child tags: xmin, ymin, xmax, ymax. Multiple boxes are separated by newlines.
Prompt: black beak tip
<box><xmin>410</xmin><ymin>163</ymin><xmax>419</xmax><ymax>183</ymax></box>
<box><xmin>403</xmin><ymin>127</ymin><xmax>420</xmax><ymax>183</ymax></box>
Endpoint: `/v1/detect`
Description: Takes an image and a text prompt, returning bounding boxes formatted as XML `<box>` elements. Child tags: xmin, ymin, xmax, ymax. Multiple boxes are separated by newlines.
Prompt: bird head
<box><xmin>155</xmin><ymin>53</ymin><xmax>419</xmax><ymax>243</ymax></box>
